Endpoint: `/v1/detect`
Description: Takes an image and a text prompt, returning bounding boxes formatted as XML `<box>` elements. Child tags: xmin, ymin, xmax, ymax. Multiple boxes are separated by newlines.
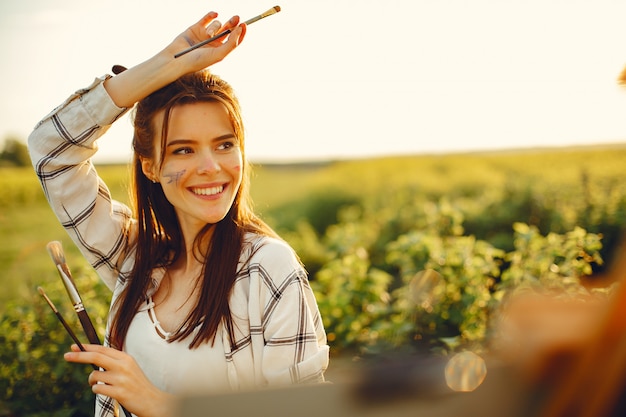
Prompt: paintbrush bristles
<box><xmin>47</xmin><ymin>240</ymin><xmax>73</xmax><ymax>282</ymax></box>
<box><xmin>46</xmin><ymin>240</ymin><xmax>82</xmax><ymax>305</ymax></box>
<box><xmin>264</xmin><ymin>5</ymin><xmax>281</xmax><ymax>16</ymax></box>
<box><xmin>244</xmin><ymin>5</ymin><xmax>281</xmax><ymax>25</ymax></box>
<box><xmin>38</xmin><ymin>286</ymin><xmax>58</xmax><ymax>313</ymax></box>
<box><xmin>46</xmin><ymin>241</ymin><xmax>66</xmax><ymax>266</ymax></box>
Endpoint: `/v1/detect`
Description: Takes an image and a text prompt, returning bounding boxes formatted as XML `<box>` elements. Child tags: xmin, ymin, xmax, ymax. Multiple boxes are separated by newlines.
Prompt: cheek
<box><xmin>229</xmin><ymin>151</ymin><xmax>242</xmax><ymax>172</ymax></box>
<box><xmin>162</xmin><ymin>169</ymin><xmax>187</xmax><ymax>185</ymax></box>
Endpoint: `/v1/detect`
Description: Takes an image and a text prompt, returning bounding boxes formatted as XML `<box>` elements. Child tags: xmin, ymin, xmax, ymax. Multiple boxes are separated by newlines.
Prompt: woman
<box><xmin>28</xmin><ymin>10</ymin><xmax>329</xmax><ymax>417</ymax></box>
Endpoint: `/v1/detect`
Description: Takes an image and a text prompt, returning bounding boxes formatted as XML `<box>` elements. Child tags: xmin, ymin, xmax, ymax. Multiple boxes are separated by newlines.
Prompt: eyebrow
<box><xmin>166</xmin><ymin>134</ymin><xmax>237</xmax><ymax>147</ymax></box>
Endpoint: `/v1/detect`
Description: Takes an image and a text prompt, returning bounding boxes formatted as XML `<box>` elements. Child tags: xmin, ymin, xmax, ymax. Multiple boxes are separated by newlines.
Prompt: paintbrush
<box><xmin>46</xmin><ymin>241</ymin><xmax>101</xmax><ymax>345</ymax></box>
<box><xmin>38</xmin><ymin>286</ymin><xmax>99</xmax><ymax>371</ymax></box>
<box><xmin>45</xmin><ymin>242</ymin><xmax>132</xmax><ymax>417</ymax></box>
<box><xmin>38</xmin><ymin>286</ymin><xmax>88</xmax><ymax>351</ymax></box>
<box><xmin>174</xmin><ymin>5</ymin><xmax>281</xmax><ymax>58</ymax></box>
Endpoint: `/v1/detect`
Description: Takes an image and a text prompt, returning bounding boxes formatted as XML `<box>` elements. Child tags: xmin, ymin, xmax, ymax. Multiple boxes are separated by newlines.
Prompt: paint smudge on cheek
<box><xmin>163</xmin><ymin>169</ymin><xmax>186</xmax><ymax>185</ymax></box>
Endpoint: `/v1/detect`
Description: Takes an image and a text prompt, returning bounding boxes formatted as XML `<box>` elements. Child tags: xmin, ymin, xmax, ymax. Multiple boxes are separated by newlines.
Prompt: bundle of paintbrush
<box><xmin>40</xmin><ymin>240</ymin><xmax>131</xmax><ymax>417</ymax></box>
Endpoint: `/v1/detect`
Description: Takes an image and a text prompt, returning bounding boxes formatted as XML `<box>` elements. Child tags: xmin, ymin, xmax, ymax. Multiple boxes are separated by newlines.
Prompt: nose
<box><xmin>196</xmin><ymin>151</ymin><xmax>221</xmax><ymax>175</ymax></box>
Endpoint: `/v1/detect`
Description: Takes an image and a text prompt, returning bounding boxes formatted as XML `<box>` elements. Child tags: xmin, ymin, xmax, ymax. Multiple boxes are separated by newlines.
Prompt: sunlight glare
<box><xmin>444</xmin><ymin>351</ymin><xmax>487</xmax><ymax>392</ymax></box>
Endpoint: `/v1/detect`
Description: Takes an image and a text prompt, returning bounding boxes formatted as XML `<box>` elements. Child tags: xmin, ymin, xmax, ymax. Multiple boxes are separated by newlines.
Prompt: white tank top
<box><xmin>123</xmin><ymin>297</ymin><xmax>231</xmax><ymax>396</ymax></box>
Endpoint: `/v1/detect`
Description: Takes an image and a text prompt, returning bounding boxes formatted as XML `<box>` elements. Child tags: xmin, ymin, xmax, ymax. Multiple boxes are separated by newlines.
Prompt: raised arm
<box><xmin>104</xmin><ymin>11</ymin><xmax>246</xmax><ymax>108</ymax></box>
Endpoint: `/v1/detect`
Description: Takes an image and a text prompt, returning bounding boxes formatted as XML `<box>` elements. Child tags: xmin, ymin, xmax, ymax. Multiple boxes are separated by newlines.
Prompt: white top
<box><xmin>124</xmin><ymin>297</ymin><xmax>230</xmax><ymax>396</ymax></box>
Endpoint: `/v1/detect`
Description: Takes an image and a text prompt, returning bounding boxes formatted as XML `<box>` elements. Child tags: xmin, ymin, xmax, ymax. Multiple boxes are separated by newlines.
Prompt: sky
<box><xmin>1</xmin><ymin>0</ymin><xmax>626</xmax><ymax>163</ymax></box>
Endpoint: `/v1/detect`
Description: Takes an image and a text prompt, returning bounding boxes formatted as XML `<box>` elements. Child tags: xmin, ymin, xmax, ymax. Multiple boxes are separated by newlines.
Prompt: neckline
<box><xmin>146</xmin><ymin>297</ymin><xmax>172</xmax><ymax>341</ymax></box>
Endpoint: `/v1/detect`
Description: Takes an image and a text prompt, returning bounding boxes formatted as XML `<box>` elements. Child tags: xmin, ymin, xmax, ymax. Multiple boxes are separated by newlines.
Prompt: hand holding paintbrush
<box><xmin>45</xmin><ymin>241</ymin><xmax>132</xmax><ymax>417</ymax></box>
<box><xmin>174</xmin><ymin>5</ymin><xmax>281</xmax><ymax>57</ymax></box>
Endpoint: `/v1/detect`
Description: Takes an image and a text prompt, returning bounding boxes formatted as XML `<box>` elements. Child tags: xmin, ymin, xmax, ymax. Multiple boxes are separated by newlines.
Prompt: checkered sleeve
<box><xmin>28</xmin><ymin>76</ymin><xmax>134</xmax><ymax>291</ymax></box>
<box><xmin>248</xmin><ymin>238</ymin><xmax>329</xmax><ymax>385</ymax></box>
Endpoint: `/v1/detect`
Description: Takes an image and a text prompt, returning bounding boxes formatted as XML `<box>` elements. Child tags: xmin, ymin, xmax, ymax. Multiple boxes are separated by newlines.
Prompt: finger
<box><xmin>91</xmin><ymin>380</ymin><xmax>122</xmax><ymax>399</ymax></box>
<box><xmin>70</xmin><ymin>343</ymin><xmax>101</xmax><ymax>353</ymax></box>
<box><xmin>88</xmin><ymin>369</ymin><xmax>114</xmax><ymax>386</ymax></box>
<box><xmin>236</xmin><ymin>23</ymin><xmax>247</xmax><ymax>45</ymax></box>
<box><xmin>64</xmin><ymin>350</ymin><xmax>105</xmax><ymax>367</ymax></box>
<box><xmin>77</xmin><ymin>343</ymin><xmax>128</xmax><ymax>359</ymax></box>
<box><xmin>64</xmin><ymin>349</ymin><xmax>119</xmax><ymax>370</ymax></box>
<box><xmin>228</xmin><ymin>24</ymin><xmax>246</xmax><ymax>48</ymax></box>
<box><xmin>205</xmin><ymin>20</ymin><xmax>222</xmax><ymax>37</ymax></box>
<box><xmin>197</xmin><ymin>11</ymin><xmax>218</xmax><ymax>27</ymax></box>
<box><xmin>204</xmin><ymin>16</ymin><xmax>238</xmax><ymax>46</ymax></box>
<box><xmin>220</xmin><ymin>15</ymin><xmax>241</xmax><ymax>33</ymax></box>
<box><xmin>207</xmin><ymin>25</ymin><xmax>244</xmax><ymax>60</ymax></box>
<box><xmin>90</xmin><ymin>375</ymin><xmax>143</xmax><ymax>411</ymax></box>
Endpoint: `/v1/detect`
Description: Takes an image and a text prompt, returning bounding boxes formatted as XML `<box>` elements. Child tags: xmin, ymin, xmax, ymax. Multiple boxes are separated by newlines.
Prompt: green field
<box><xmin>2</xmin><ymin>144</ymin><xmax>625</xmax><ymax>311</ymax></box>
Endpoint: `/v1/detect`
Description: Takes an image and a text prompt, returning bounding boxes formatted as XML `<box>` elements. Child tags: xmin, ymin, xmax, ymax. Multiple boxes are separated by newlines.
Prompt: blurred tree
<box><xmin>0</xmin><ymin>136</ymin><xmax>30</xmax><ymax>167</ymax></box>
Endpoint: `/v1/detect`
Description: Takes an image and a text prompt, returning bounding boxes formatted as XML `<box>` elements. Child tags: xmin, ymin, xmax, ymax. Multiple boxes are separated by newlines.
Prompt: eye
<box><xmin>216</xmin><ymin>140</ymin><xmax>238</xmax><ymax>151</ymax></box>
<box><xmin>172</xmin><ymin>146</ymin><xmax>194</xmax><ymax>155</ymax></box>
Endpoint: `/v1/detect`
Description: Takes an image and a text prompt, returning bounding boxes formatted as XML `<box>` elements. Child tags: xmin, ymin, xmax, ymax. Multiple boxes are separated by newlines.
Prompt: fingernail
<box><xmin>207</xmin><ymin>20</ymin><xmax>220</xmax><ymax>36</ymax></box>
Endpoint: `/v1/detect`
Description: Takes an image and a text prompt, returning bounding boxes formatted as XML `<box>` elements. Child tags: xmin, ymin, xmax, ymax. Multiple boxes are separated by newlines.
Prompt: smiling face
<box><xmin>141</xmin><ymin>101</ymin><xmax>243</xmax><ymax>237</ymax></box>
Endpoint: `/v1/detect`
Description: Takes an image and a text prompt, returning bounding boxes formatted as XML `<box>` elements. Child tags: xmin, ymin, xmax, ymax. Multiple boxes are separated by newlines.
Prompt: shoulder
<box><xmin>245</xmin><ymin>234</ymin><xmax>300</xmax><ymax>264</ymax></box>
<box><xmin>241</xmin><ymin>233</ymin><xmax>304</xmax><ymax>277</ymax></box>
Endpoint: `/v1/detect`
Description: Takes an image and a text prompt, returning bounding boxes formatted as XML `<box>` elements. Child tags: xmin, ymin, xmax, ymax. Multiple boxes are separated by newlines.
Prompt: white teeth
<box><xmin>192</xmin><ymin>185</ymin><xmax>223</xmax><ymax>196</ymax></box>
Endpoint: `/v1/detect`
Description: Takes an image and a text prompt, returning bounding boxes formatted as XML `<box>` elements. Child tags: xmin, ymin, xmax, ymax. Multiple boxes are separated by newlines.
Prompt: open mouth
<box><xmin>190</xmin><ymin>185</ymin><xmax>224</xmax><ymax>196</ymax></box>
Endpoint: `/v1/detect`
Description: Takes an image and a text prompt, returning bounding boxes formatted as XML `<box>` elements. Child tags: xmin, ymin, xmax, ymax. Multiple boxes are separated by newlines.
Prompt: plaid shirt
<box><xmin>29</xmin><ymin>76</ymin><xmax>329</xmax><ymax>417</ymax></box>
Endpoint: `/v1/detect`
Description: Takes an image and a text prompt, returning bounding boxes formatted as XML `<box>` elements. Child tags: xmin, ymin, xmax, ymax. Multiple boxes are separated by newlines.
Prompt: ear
<box><xmin>140</xmin><ymin>157</ymin><xmax>158</xmax><ymax>183</ymax></box>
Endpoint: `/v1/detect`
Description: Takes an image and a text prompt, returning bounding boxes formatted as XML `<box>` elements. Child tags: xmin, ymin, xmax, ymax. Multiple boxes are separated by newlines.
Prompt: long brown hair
<box><xmin>110</xmin><ymin>70</ymin><xmax>276</xmax><ymax>350</ymax></box>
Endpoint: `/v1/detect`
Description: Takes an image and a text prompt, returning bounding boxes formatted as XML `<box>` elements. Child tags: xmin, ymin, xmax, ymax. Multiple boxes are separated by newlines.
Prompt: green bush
<box><xmin>312</xmin><ymin>206</ymin><xmax>393</xmax><ymax>350</ymax></box>
<box><xmin>0</xmin><ymin>269</ymin><xmax>110</xmax><ymax>416</ymax></box>
<box><xmin>499</xmin><ymin>222</ymin><xmax>603</xmax><ymax>294</ymax></box>
<box><xmin>308</xmin><ymin>195</ymin><xmax>606</xmax><ymax>356</ymax></box>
